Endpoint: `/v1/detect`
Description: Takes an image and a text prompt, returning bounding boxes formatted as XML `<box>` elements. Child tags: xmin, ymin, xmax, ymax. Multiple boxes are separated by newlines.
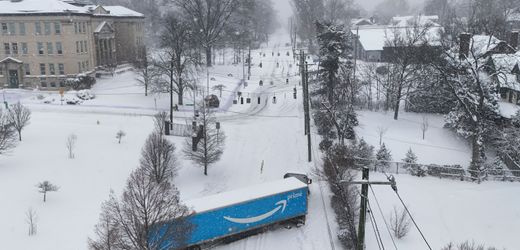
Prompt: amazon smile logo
<box><xmin>223</xmin><ymin>200</ymin><xmax>287</xmax><ymax>224</ymax></box>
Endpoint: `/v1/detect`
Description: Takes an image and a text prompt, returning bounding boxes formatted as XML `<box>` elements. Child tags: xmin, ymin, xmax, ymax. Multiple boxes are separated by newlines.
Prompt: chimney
<box><xmin>510</xmin><ymin>31</ymin><xmax>519</xmax><ymax>50</ymax></box>
<box><xmin>459</xmin><ymin>33</ymin><xmax>471</xmax><ymax>60</ymax></box>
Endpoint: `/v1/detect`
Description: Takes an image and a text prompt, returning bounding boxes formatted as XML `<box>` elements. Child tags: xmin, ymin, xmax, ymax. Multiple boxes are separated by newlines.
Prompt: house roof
<box><xmin>355</xmin><ymin>25</ymin><xmax>442</xmax><ymax>51</ymax></box>
<box><xmin>94</xmin><ymin>21</ymin><xmax>113</xmax><ymax>33</ymax></box>
<box><xmin>0</xmin><ymin>0</ymin><xmax>143</xmax><ymax>17</ymax></box>
<box><xmin>390</xmin><ymin>15</ymin><xmax>439</xmax><ymax>27</ymax></box>
<box><xmin>0</xmin><ymin>0</ymin><xmax>86</xmax><ymax>14</ymax></box>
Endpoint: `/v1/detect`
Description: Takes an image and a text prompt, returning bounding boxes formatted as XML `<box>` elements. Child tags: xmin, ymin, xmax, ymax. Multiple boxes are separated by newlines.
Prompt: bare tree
<box><xmin>0</xmin><ymin>109</ymin><xmax>17</xmax><ymax>154</ymax></box>
<box><xmin>212</xmin><ymin>84</ymin><xmax>226</xmax><ymax>98</ymax></box>
<box><xmin>174</xmin><ymin>0</ymin><xmax>237</xmax><ymax>67</ymax></box>
<box><xmin>140</xmin><ymin>132</ymin><xmax>177</xmax><ymax>183</ymax></box>
<box><xmin>36</xmin><ymin>181</ymin><xmax>59</xmax><ymax>202</ymax></box>
<box><xmin>377</xmin><ymin>126</ymin><xmax>388</xmax><ymax>146</ymax></box>
<box><xmin>116</xmin><ymin>130</ymin><xmax>126</xmax><ymax>144</ymax></box>
<box><xmin>421</xmin><ymin>116</ymin><xmax>429</xmax><ymax>140</ymax></box>
<box><xmin>153</xmin><ymin>111</ymin><xmax>168</xmax><ymax>134</ymax></box>
<box><xmin>390</xmin><ymin>206</ymin><xmax>411</xmax><ymax>239</ymax></box>
<box><xmin>66</xmin><ymin>134</ymin><xmax>77</xmax><ymax>159</ymax></box>
<box><xmin>8</xmin><ymin>102</ymin><xmax>31</xmax><ymax>141</ymax></box>
<box><xmin>183</xmin><ymin>104</ymin><xmax>225</xmax><ymax>176</ymax></box>
<box><xmin>25</xmin><ymin>207</ymin><xmax>37</xmax><ymax>236</ymax></box>
<box><xmin>88</xmin><ymin>201</ymin><xmax>122</xmax><ymax>250</ymax></box>
<box><xmin>91</xmin><ymin>168</ymin><xmax>193</xmax><ymax>250</ymax></box>
<box><xmin>134</xmin><ymin>48</ymin><xmax>157</xmax><ymax>97</ymax></box>
<box><xmin>441</xmin><ymin>241</ymin><xmax>501</xmax><ymax>250</ymax></box>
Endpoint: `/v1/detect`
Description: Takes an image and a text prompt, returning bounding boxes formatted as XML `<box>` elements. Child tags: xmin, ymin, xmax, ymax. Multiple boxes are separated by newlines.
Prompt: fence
<box><xmin>358</xmin><ymin>158</ymin><xmax>520</xmax><ymax>183</ymax></box>
<box><xmin>171</xmin><ymin>123</ymin><xmax>192</xmax><ymax>137</ymax></box>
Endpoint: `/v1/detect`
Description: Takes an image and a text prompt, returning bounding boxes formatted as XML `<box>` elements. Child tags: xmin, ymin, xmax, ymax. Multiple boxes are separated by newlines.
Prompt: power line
<box><xmin>369</xmin><ymin>185</ymin><xmax>399</xmax><ymax>250</ymax></box>
<box><xmin>367</xmin><ymin>203</ymin><xmax>384</xmax><ymax>250</ymax></box>
<box><xmin>386</xmin><ymin>175</ymin><xmax>433</xmax><ymax>250</ymax></box>
<box><xmin>367</xmin><ymin>199</ymin><xmax>386</xmax><ymax>250</ymax></box>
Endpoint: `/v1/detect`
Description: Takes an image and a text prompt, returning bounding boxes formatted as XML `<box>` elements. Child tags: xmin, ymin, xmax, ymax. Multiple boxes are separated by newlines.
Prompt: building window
<box><xmin>50</xmin><ymin>82</ymin><xmax>56</xmax><ymax>88</ymax></box>
<box><xmin>81</xmin><ymin>61</ymin><xmax>85</xmax><ymax>71</ymax></box>
<box><xmin>35</xmin><ymin>22</ymin><xmax>41</xmax><ymax>35</ymax></box>
<box><xmin>49</xmin><ymin>63</ymin><xmax>55</xmax><ymax>75</ymax></box>
<box><xmin>19</xmin><ymin>23</ymin><xmax>25</xmax><ymax>35</ymax></box>
<box><xmin>44</xmin><ymin>22</ymin><xmax>51</xmax><ymax>35</ymax></box>
<box><xmin>21</xmin><ymin>42</ymin><xmax>28</xmax><ymax>54</ymax></box>
<box><xmin>76</xmin><ymin>41</ymin><xmax>80</xmax><ymax>53</ymax></box>
<box><xmin>84</xmin><ymin>40</ymin><xmax>88</xmax><ymax>52</ymax></box>
<box><xmin>8</xmin><ymin>23</ymin><xmax>15</xmax><ymax>35</ymax></box>
<box><xmin>56</xmin><ymin>42</ymin><xmax>63</xmax><ymax>54</ymax></box>
<box><xmin>47</xmin><ymin>42</ymin><xmax>53</xmax><ymax>54</ymax></box>
<box><xmin>0</xmin><ymin>65</ymin><xmax>3</xmax><ymax>75</ymax></box>
<box><xmin>41</xmin><ymin>81</ymin><xmax>47</xmax><ymax>88</ymax></box>
<box><xmin>58</xmin><ymin>63</ymin><xmax>65</xmax><ymax>75</ymax></box>
<box><xmin>1</xmin><ymin>23</ymin><xmax>7</xmax><ymax>35</ymax></box>
<box><xmin>59</xmin><ymin>81</ymin><xmax>65</xmax><ymax>87</ymax></box>
<box><xmin>37</xmin><ymin>42</ymin><xmax>44</xmax><ymax>55</ymax></box>
<box><xmin>24</xmin><ymin>64</ymin><xmax>30</xmax><ymax>75</ymax></box>
<box><xmin>40</xmin><ymin>63</ymin><xmax>46</xmax><ymax>75</ymax></box>
<box><xmin>86</xmin><ymin>60</ymin><xmax>89</xmax><ymax>69</ymax></box>
<box><xmin>4</xmin><ymin>43</ymin><xmax>10</xmax><ymax>55</ymax></box>
<box><xmin>80</xmin><ymin>41</ymin><xmax>84</xmax><ymax>53</ymax></box>
<box><xmin>74</xmin><ymin>22</ymin><xmax>78</xmax><ymax>34</ymax></box>
<box><xmin>78</xmin><ymin>62</ymin><xmax>81</xmax><ymax>72</ymax></box>
<box><xmin>82</xmin><ymin>22</ymin><xmax>86</xmax><ymax>33</ymax></box>
<box><xmin>54</xmin><ymin>22</ymin><xmax>61</xmax><ymax>35</ymax></box>
<box><xmin>11</xmin><ymin>43</ymin><xmax>18</xmax><ymax>55</ymax></box>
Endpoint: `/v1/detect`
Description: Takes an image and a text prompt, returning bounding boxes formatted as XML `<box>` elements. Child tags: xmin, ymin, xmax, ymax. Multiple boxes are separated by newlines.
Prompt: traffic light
<box><xmin>293</xmin><ymin>87</ymin><xmax>297</xmax><ymax>99</ymax></box>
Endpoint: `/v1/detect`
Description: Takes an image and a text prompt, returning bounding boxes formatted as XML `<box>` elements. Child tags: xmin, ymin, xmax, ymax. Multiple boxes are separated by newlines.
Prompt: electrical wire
<box><xmin>367</xmin><ymin>199</ymin><xmax>386</xmax><ymax>250</ymax></box>
<box><xmin>387</xmin><ymin>176</ymin><xmax>433</xmax><ymax>250</ymax></box>
<box><xmin>369</xmin><ymin>185</ymin><xmax>399</xmax><ymax>250</ymax></box>
<box><xmin>367</xmin><ymin>203</ymin><xmax>384</xmax><ymax>250</ymax></box>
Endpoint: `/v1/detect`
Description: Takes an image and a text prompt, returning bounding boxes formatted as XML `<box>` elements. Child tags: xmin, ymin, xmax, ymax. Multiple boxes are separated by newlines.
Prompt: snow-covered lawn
<box><xmin>0</xmin><ymin>111</ymin><xmax>154</xmax><ymax>249</ymax></box>
<box><xmin>365</xmin><ymin>173</ymin><xmax>520</xmax><ymax>249</ymax></box>
<box><xmin>356</xmin><ymin>110</ymin><xmax>472</xmax><ymax>166</ymax></box>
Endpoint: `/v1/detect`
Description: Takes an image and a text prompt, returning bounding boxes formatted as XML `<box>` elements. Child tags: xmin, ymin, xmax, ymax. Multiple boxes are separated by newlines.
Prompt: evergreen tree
<box><xmin>402</xmin><ymin>148</ymin><xmax>425</xmax><ymax>176</ymax></box>
<box><xmin>355</xmin><ymin>139</ymin><xmax>374</xmax><ymax>168</ymax></box>
<box><xmin>375</xmin><ymin>143</ymin><xmax>392</xmax><ymax>171</ymax></box>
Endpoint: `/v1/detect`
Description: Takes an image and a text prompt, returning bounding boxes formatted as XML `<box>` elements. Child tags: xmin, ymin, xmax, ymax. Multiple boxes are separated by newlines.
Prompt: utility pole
<box><xmin>341</xmin><ymin>168</ymin><xmax>396</xmax><ymax>250</ymax></box>
<box><xmin>248</xmin><ymin>40</ymin><xmax>251</xmax><ymax>80</ymax></box>
<box><xmin>304</xmin><ymin>62</ymin><xmax>311</xmax><ymax>162</ymax></box>
<box><xmin>299</xmin><ymin>50</ymin><xmax>307</xmax><ymax>136</ymax></box>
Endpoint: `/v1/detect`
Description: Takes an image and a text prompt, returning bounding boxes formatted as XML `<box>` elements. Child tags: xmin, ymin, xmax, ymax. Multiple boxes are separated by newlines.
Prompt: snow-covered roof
<box><xmin>491</xmin><ymin>53</ymin><xmax>520</xmax><ymax>72</ymax></box>
<box><xmin>470</xmin><ymin>35</ymin><xmax>503</xmax><ymax>57</ymax></box>
<box><xmin>352</xmin><ymin>18</ymin><xmax>374</xmax><ymax>26</ymax></box>
<box><xmin>84</xmin><ymin>5</ymin><xmax>144</xmax><ymax>17</ymax></box>
<box><xmin>356</xmin><ymin>25</ymin><xmax>442</xmax><ymax>51</ymax></box>
<box><xmin>185</xmin><ymin>177</ymin><xmax>307</xmax><ymax>213</ymax></box>
<box><xmin>499</xmin><ymin>101</ymin><xmax>520</xmax><ymax>118</ymax></box>
<box><xmin>0</xmin><ymin>0</ymin><xmax>143</xmax><ymax>17</ymax></box>
<box><xmin>390</xmin><ymin>15</ymin><xmax>439</xmax><ymax>27</ymax></box>
<box><xmin>0</xmin><ymin>0</ymin><xmax>87</xmax><ymax>14</ymax></box>
<box><xmin>0</xmin><ymin>57</ymin><xmax>23</xmax><ymax>64</ymax></box>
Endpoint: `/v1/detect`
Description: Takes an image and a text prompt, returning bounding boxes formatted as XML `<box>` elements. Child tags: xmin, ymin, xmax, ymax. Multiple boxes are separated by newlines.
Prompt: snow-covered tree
<box><xmin>403</xmin><ymin>148</ymin><xmax>424</xmax><ymax>176</ymax></box>
<box><xmin>434</xmin><ymin>36</ymin><xmax>503</xmax><ymax>176</ymax></box>
<box><xmin>36</xmin><ymin>181</ymin><xmax>59</xmax><ymax>202</ymax></box>
<box><xmin>183</xmin><ymin>104</ymin><xmax>225</xmax><ymax>176</ymax></box>
<box><xmin>66</xmin><ymin>134</ymin><xmax>77</xmax><ymax>159</ymax></box>
<box><xmin>0</xmin><ymin>108</ymin><xmax>17</xmax><ymax>154</ymax></box>
<box><xmin>134</xmin><ymin>48</ymin><xmax>157</xmax><ymax>97</ymax></box>
<box><xmin>355</xmin><ymin>138</ymin><xmax>374</xmax><ymax>168</ymax></box>
<box><xmin>140</xmin><ymin>132</ymin><xmax>177</xmax><ymax>183</ymax></box>
<box><xmin>376</xmin><ymin>143</ymin><xmax>392</xmax><ymax>170</ymax></box>
<box><xmin>291</xmin><ymin>0</ymin><xmax>324</xmax><ymax>51</ymax></box>
<box><xmin>8</xmin><ymin>102</ymin><xmax>31</xmax><ymax>141</ymax></box>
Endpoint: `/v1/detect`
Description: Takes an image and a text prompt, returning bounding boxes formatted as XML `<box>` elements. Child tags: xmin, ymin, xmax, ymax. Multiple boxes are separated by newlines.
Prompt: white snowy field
<box><xmin>0</xmin><ymin>112</ymin><xmax>155</xmax><ymax>249</ymax></box>
<box><xmin>365</xmin><ymin>173</ymin><xmax>520</xmax><ymax>249</ymax></box>
<box><xmin>356</xmin><ymin>110</ymin><xmax>472</xmax><ymax>166</ymax></box>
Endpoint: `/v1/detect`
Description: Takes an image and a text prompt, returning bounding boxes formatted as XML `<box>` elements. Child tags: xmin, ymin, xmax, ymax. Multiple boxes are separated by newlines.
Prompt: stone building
<box><xmin>0</xmin><ymin>0</ymin><xmax>145</xmax><ymax>89</ymax></box>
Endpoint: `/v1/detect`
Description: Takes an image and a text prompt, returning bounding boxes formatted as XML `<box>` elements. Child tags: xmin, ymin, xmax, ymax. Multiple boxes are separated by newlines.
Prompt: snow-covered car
<box><xmin>65</xmin><ymin>97</ymin><xmax>82</xmax><ymax>105</ymax></box>
<box><xmin>76</xmin><ymin>89</ymin><xmax>96</xmax><ymax>100</ymax></box>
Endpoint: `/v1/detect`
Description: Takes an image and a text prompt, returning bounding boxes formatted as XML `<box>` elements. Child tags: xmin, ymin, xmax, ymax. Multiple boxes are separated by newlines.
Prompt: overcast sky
<box><xmin>357</xmin><ymin>0</ymin><xmax>426</xmax><ymax>11</ymax></box>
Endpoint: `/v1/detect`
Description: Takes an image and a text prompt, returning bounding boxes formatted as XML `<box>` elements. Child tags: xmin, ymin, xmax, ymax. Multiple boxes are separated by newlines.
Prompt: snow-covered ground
<box><xmin>1</xmin><ymin>6</ymin><xmax>519</xmax><ymax>250</ymax></box>
<box><xmin>356</xmin><ymin>110</ymin><xmax>472</xmax><ymax>166</ymax></box>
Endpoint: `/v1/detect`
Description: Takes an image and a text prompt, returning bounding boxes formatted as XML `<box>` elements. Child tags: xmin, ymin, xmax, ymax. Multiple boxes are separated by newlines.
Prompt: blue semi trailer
<box><xmin>153</xmin><ymin>175</ymin><xmax>310</xmax><ymax>250</ymax></box>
